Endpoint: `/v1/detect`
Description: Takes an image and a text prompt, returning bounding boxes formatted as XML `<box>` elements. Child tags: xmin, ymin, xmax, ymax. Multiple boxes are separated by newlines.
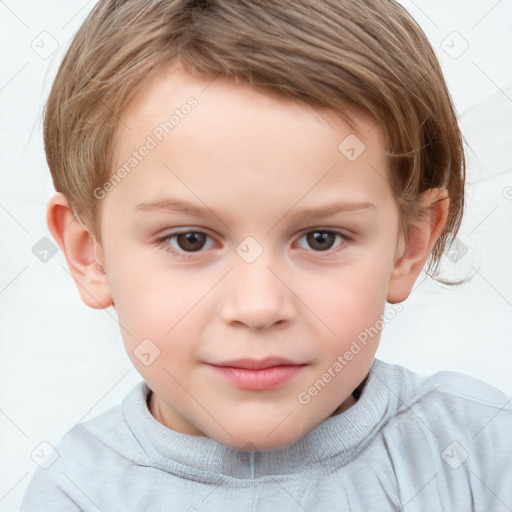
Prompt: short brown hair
<box><xmin>44</xmin><ymin>0</ymin><xmax>465</xmax><ymax>281</ymax></box>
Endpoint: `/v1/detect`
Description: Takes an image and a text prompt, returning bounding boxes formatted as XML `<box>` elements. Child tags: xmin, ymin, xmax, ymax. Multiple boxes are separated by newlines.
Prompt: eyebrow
<box><xmin>135</xmin><ymin>197</ymin><xmax>377</xmax><ymax>223</ymax></box>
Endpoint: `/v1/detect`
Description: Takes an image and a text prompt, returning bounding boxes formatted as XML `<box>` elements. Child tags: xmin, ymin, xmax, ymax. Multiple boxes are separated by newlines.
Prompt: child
<box><xmin>21</xmin><ymin>0</ymin><xmax>511</xmax><ymax>510</ymax></box>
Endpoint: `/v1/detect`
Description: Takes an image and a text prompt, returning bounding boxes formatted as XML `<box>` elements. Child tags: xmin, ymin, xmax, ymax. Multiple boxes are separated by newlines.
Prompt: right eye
<box><xmin>157</xmin><ymin>230</ymin><xmax>216</xmax><ymax>258</ymax></box>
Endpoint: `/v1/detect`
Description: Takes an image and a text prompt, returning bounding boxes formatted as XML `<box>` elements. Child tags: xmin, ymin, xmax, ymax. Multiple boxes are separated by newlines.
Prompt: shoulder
<box><xmin>374</xmin><ymin>358</ymin><xmax>511</xmax><ymax>413</ymax></box>
<box><xmin>371</xmin><ymin>359</ymin><xmax>512</xmax><ymax>464</ymax></box>
<box><xmin>409</xmin><ymin>364</ymin><xmax>512</xmax><ymax>455</ymax></box>
<box><xmin>56</xmin><ymin>380</ymin><xmax>151</xmax><ymax>468</ymax></box>
<box><xmin>20</xmin><ymin>381</ymin><xmax>150</xmax><ymax>511</ymax></box>
<box><xmin>393</xmin><ymin>361</ymin><xmax>511</xmax><ymax>426</ymax></box>
<box><xmin>372</xmin><ymin>359</ymin><xmax>512</xmax><ymax>499</ymax></box>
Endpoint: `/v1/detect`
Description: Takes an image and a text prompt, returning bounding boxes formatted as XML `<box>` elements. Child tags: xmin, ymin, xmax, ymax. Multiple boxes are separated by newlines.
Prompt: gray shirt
<box><xmin>20</xmin><ymin>358</ymin><xmax>512</xmax><ymax>511</ymax></box>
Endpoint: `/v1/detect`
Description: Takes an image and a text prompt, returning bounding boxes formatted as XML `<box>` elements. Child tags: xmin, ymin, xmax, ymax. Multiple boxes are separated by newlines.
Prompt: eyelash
<box><xmin>157</xmin><ymin>229</ymin><xmax>349</xmax><ymax>259</ymax></box>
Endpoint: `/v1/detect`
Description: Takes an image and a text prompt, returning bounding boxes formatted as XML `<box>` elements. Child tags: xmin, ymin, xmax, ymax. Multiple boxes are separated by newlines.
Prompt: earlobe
<box><xmin>47</xmin><ymin>193</ymin><xmax>113</xmax><ymax>309</ymax></box>
<box><xmin>387</xmin><ymin>189</ymin><xmax>449</xmax><ymax>304</ymax></box>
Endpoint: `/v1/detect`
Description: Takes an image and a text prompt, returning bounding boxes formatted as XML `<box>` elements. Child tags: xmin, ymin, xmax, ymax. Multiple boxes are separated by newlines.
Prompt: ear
<box><xmin>387</xmin><ymin>189</ymin><xmax>449</xmax><ymax>303</ymax></box>
<box><xmin>47</xmin><ymin>193</ymin><xmax>113</xmax><ymax>309</ymax></box>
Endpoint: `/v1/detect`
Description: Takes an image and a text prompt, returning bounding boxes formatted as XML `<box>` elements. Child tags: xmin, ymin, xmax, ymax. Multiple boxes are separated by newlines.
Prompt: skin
<box><xmin>48</xmin><ymin>60</ymin><xmax>449</xmax><ymax>451</ymax></box>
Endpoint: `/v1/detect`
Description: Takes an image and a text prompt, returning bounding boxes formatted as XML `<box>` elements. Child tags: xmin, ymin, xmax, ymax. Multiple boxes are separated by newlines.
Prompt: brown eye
<box><xmin>297</xmin><ymin>230</ymin><xmax>346</xmax><ymax>252</ymax></box>
<box><xmin>174</xmin><ymin>232</ymin><xmax>207</xmax><ymax>252</ymax></box>
<box><xmin>307</xmin><ymin>231</ymin><xmax>335</xmax><ymax>251</ymax></box>
<box><xmin>160</xmin><ymin>231</ymin><xmax>215</xmax><ymax>258</ymax></box>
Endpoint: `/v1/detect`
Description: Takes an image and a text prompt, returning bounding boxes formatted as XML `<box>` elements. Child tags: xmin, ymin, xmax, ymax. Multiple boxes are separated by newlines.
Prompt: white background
<box><xmin>1</xmin><ymin>1</ymin><xmax>511</xmax><ymax>510</ymax></box>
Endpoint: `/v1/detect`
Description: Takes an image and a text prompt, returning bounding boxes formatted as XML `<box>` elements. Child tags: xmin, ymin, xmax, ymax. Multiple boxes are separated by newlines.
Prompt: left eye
<box><xmin>296</xmin><ymin>230</ymin><xmax>346</xmax><ymax>252</ymax></box>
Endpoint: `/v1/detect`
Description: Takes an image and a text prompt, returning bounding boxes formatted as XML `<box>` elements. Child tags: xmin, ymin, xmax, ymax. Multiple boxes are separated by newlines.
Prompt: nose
<box><xmin>220</xmin><ymin>253</ymin><xmax>295</xmax><ymax>331</ymax></box>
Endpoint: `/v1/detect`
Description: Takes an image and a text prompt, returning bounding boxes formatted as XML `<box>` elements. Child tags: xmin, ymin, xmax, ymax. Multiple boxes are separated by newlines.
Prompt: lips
<box><xmin>207</xmin><ymin>357</ymin><xmax>304</xmax><ymax>370</ymax></box>
<box><xmin>205</xmin><ymin>357</ymin><xmax>307</xmax><ymax>390</ymax></box>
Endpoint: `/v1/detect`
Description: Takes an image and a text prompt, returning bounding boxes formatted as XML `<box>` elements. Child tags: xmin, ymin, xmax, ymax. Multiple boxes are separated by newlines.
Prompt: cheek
<box><xmin>312</xmin><ymin>255</ymin><xmax>392</xmax><ymax>336</ymax></box>
<box><xmin>104</xmin><ymin>247</ymin><xmax>197</xmax><ymax>341</ymax></box>
<box><xmin>108</xmin><ymin>266</ymin><xmax>202</xmax><ymax>380</ymax></box>
<box><xmin>114</xmin><ymin>281</ymin><xmax>193</xmax><ymax>340</ymax></box>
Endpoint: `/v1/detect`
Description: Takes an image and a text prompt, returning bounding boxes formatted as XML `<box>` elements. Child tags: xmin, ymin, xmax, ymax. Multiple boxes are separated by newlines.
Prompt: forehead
<box><xmin>105</xmin><ymin>61</ymin><xmax>395</xmax><ymax>228</ymax></box>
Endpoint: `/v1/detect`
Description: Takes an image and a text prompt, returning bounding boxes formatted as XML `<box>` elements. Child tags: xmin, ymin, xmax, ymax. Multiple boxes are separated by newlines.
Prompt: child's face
<box><xmin>97</xmin><ymin>61</ymin><xmax>402</xmax><ymax>450</ymax></box>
